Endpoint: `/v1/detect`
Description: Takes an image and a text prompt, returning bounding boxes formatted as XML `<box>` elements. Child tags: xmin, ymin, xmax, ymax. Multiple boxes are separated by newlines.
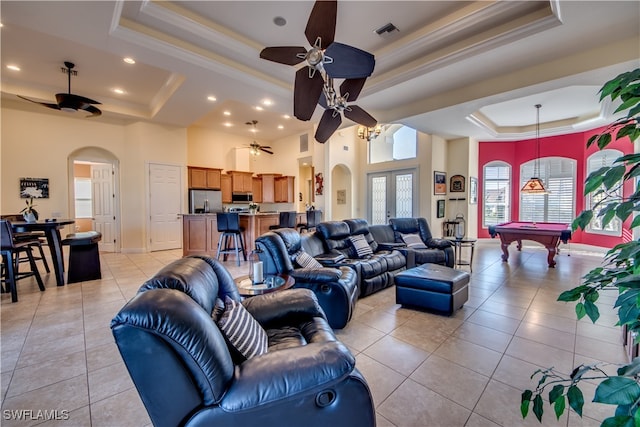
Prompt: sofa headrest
<box><xmin>138</xmin><ymin>256</ymin><xmax>241</xmax><ymax>315</ymax></box>
<box><xmin>274</xmin><ymin>228</ymin><xmax>302</xmax><ymax>254</ymax></box>
<box><xmin>344</xmin><ymin>218</ymin><xmax>370</xmax><ymax>235</ymax></box>
<box><xmin>255</xmin><ymin>232</ymin><xmax>295</xmax><ymax>274</ymax></box>
<box><xmin>316</xmin><ymin>221</ymin><xmax>351</xmax><ymax>240</ymax></box>
<box><xmin>389</xmin><ymin>218</ymin><xmax>420</xmax><ymax>234</ymax></box>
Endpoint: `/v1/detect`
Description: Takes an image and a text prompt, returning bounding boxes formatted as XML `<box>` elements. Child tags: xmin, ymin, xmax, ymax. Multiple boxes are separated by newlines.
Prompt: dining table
<box><xmin>11</xmin><ymin>219</ymin><xmax>76</xmax><ymax>286</ymax></box>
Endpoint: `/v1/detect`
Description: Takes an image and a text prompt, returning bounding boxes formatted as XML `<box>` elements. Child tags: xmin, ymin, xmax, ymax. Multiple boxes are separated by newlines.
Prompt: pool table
<box><xmin>488</xmin><ymin>221</ymin><xmax>571</xmax><ymax>267</ymax></box>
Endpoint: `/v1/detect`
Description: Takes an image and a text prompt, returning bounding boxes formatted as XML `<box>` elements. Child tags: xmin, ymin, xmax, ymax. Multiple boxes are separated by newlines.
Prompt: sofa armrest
<box><xmin>221</xmin><ymin>341</ymin><xmax>355</xmax><ymax>411</ymax></box>
<box><xmin>314</xmin><ymin>252</ymin><xmax>346</xmax><ymax>266</ymax></box>
<box><xmin>242</xmin><ymin>288</ymin><xmax>326</xmax><ymax>325</ymax></box>
<box><xmin>377</xmin><ymin>242</ymin><xmax>406</xmax><ymax>251</ymax></box>
<box><xmin>426</xmin><ymin>238</ymin><xmax>453</xmax><ymax>249</ymax></box>
<box><xmin>290</xmin><ymin>268</ymin><xmax>341</xmax><ymax>283</ymax></box>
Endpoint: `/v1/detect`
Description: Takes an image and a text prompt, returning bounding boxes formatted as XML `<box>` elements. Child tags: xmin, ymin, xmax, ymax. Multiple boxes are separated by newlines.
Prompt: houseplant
<box><xmin>520</xmin><ymin>68</ymin><xmax>640</xmax><ymax>426</ymax></box>
<box><xmin>20</xmin><ymin>197</ymin><xmax>39</xmax><ymax>222</ymax></box>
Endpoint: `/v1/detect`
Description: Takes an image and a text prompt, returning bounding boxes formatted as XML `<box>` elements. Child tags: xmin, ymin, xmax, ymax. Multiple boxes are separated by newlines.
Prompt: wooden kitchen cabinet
<box><xmin>252</xmin><ymin>177</ymin><xmax>263</xmax><ymax>203</ymax></box>
<box><xmin>227</xmin><ymin>171</ymin><xmax>253</xmax><ymax>193</ymax></box>
<box><xmin>188</xmin><ymin>167</ymin><xmax>222</xmax><ymax>189</ymax></box>
<box><xmin>274</xmin><ymin>176</ymin><xmax>295</xmax><ymax>203</ymax></box>
<box><xmin>221</xmin><ymin>174</ymin><xmax>232</xmax><ymax>203</ymax></box>
<box><xmin>257</xmin><ymin>173</ymin><xmax>278</xmax><ymax>203</ymax></box>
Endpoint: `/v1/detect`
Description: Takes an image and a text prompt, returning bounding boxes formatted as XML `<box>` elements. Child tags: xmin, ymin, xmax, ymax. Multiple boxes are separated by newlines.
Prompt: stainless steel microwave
<box><xmin>231</xmin><ymin>192</ymin><xmax>253</xmax><ymax>203</ymax></box>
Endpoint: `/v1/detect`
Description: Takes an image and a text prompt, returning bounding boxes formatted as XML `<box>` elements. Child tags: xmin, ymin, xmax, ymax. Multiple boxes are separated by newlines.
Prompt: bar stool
<box><xmin>216</xmin><ymin>213</ymin><xmax>247</xmax><ymax>266</ymax></box>
<box><xmin>0</xmin><ymin>220</ymin><xmax>45</xmax><ymax>302</ymax></box>
<box><xmin>269</xmin><ymin>211</ymin><xmax>297</xmax><ymax>230</ymax></box>
<box><xmin>297</xmin><ymin>210</ymin><xmax>322</xmax><ymax>233</ymax></box>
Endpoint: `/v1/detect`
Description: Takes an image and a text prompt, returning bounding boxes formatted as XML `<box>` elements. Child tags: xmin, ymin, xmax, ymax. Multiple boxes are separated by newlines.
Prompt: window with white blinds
<box><xmin>519</xmin><ymin>157</ymin><xmax>576</xmax><ymax>223</ymax></box>
<box><xmin>483</xmin><ymin>162</ymin><xmax>511</xmax><ymax>227</ymax></box>
<box><xmin>586</xmin><ymin>149</ymin><xmax>623</xmax><ymax>236</ymax></box>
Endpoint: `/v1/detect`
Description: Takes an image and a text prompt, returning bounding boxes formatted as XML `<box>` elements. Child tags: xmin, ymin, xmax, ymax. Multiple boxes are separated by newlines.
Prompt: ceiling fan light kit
<box><xmin>18</xmin><ymin>61</ymin><xmax>102</xmax><ymax>117</ymax></box>
<box><xmin>259</xmin><ymin>0</ymin><xmax>377</xmax><ymax>144</ymax></box>
<box><xmin>245</xmin><ymin>120</ymin><xmax>273</xmax><ymax>156</ymax></box>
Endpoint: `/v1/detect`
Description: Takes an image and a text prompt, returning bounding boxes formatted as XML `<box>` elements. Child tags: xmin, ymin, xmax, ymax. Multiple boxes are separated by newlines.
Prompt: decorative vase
<box><xmin>454</xmin><ymin>213</ymin><xmax>466</xmax><ymax>239</ymax></box>
<box><xmin>23</xmin><ymin>212</ymin><xmax>37</xmax><ymax>223</ymax></box>
<box><xmin>249</xmin><ymin>208</ymin><xmax>257</xmax><ymax>215</ymax></box>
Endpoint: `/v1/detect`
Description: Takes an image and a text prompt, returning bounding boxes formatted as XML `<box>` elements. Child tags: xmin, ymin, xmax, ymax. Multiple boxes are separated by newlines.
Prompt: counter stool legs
<box><xmin>216</xmin><ymin>232</ymin><xmax>246</xmax><ymax>266</ymax></box>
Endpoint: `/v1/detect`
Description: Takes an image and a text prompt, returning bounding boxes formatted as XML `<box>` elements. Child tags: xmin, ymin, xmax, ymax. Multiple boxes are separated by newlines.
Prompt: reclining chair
<box><xmin>111</xmin><ymin>256</ymin><xmax>374</xmax><ymax>427</ymax></box>
<box><xmin>389</xmin><ymin>217</ymin><xmax>454</xmax><ymax>268</ymax></box>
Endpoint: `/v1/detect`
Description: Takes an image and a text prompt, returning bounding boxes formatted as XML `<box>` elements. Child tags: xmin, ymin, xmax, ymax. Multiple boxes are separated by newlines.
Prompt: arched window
<box><xmin>519</xmin><ymin>157</ymin><xmax>576</xmax><ymax>223</ymax></box>
<box><xmin>483</xmin><ymin>161</ymin><xmax>511</xmax><ymax>227</ymax></box>
<box><xmin>586</xmin><ymin>149</ymin><xmax>623</xmax><ymax>235</ymax></box>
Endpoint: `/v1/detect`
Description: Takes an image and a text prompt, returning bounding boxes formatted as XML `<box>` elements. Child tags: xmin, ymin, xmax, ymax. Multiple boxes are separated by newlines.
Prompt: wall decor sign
<box><xmin>469</xmin><ymin>177</ymin><xmax>478</xmax><ymax>205</ymax></box>
<box><xmin>450</xmin><ymin>174</ymin><xmax>465</xmax><ymax>192</ymax></box>
<box><xmin>336</xmin><ymin>189</ymin><xmax>346</xmax><ymax>205</ymax></box>
<box><xmin>434</xmin><ymin>171</ymin><xmax>446</xmax><ymax>195</ymax></box>
<box><xmin>20</xmin><ymin>177</ymin><xmax>49</xmax><ymax>198</ymax></box>
<box><xmin>436</xmin><ymin>199</ymin><xmax>445</xmax><ymax>218</ymax></box>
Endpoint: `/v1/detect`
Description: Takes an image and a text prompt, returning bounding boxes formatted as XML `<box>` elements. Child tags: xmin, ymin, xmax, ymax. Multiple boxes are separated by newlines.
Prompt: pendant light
<box><xmin>521</xmin><ymin>104</ymin><xmax>548</xmax><ymax>194</ymax></box>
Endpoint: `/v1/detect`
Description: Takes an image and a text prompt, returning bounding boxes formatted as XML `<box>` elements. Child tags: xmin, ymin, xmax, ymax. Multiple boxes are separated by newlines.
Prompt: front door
<box><xmin>149</xmin><ymin>163</ymin><xmax>183</xmax><ymax>251</ymax></box>
<box><xmin>367</xmin><ymin>169</ymin><xmax>417</xmax><ymax>225</ymax></box>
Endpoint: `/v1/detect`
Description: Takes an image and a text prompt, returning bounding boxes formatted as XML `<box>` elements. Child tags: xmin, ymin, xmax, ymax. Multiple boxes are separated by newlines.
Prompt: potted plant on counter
<box><xmin>20</xmin><ymin>197</ymin><xmax>39</xmax><ymax>222</ymax></box>
<box><xmin>249</xmin><ymin>202</ymin><xmax>259</xmax><ymax>215</ymax></box>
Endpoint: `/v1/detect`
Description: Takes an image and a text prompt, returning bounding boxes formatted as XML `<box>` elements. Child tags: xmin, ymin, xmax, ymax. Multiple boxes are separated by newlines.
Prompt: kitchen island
<box><xmin>182</xmin><ymin>212</ymin><xmax>305</xmax><ymax>257</ymax></box>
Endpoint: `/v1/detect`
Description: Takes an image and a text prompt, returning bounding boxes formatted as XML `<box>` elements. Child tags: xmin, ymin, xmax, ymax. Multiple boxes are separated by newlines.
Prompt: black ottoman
<box><xmin>62</xmin><ymin>231</ymin><xmax>102</xmax><ymax>283</ymax></box>
<box><xmin>395</xmin><ymin>263</ymin><xmax>469</xmax><ymax>315</ymax></box>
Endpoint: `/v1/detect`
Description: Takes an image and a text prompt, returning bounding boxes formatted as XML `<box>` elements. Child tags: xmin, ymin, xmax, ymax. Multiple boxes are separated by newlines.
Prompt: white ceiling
<box><xmin>1</xmin><ymin>1</ymin><xmax>638</xmax><ymax>143</ymax></box>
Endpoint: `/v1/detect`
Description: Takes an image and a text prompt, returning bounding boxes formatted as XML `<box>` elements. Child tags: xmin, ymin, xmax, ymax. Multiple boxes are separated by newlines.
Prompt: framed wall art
<box><xmin>434</xmin><ymin>171</ymin><xmax>446</xmax><ymax>195</ymax></box>
<box><xmin>469</xmin><ymin>177</ymin><xmax>478</xmax><ymax>205</ymax></box>
<box><xmin>450</xmin><ymin>174</ymin><xmax>465</xmax><ymax>192</ymax></box>
<box><xmin>436</xmin><ymin>199</ymin><xmax>445</xmax><ymax>218</ymax></box>
<box><xmin>20</xmin><ymin>177</ymin><xmax>49</xmax><ymax>198</ymax></box>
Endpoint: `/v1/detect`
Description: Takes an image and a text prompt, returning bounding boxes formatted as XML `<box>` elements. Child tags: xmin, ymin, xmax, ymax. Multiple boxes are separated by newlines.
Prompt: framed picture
<box><xmin>436</xmin><ymin>199</ymin><xmax>445</xmax><ymax>218</ymax></box>
<box><xmin>450</xmin><ymin>174</ymin><xmax>465</xmax><ymax>192</ymax></box>
<box><xmin>469</xmin><ymin>176</ymin><xmax>478</xmax><ymax>205</ymax></box>
<box><xmin>434</xmin><ymin>171</ymin><xmax>446</xmax><ymax>195</ymax></box>
<box><xmin>20</xmin><ymin>177</ymin><xmax>49</xmax><ymax>198</ymax></box>
<box><xmin>336</xmin><ymin>189</ymin><xmax>346</xmax><ymax>205</ymax></box>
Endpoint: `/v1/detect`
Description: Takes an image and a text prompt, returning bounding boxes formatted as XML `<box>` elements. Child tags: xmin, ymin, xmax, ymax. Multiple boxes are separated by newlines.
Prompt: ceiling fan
<box><xmin>260</xmin><ymin>0</ymin><xmax>377</xmax><ymax>140</ymax></box>
<box><xmin>18</xmin><ymin>61</ymin><xmax>102</xmax><ymax>117</ymax></box>
<box><xmin>244</xmin><ymin>120</ymin><xmax>273</xmax><ymax>155</ymax></box>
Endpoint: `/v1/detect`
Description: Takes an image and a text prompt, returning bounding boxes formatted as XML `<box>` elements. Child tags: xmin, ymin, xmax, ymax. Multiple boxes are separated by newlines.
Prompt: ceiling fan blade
<box><xmin>261</xmin><ymin>145</ymin><xmax>272</xmax><ymax>149</ymax></box>
<box><xmin>339</xmin><ymin>78</ymin><xmax>367</xmax><ymax>102</ymax></box>
<box><xmin>56</xmin><ymin>93</ymin><xmax>101</xmax><ymax>106</ymax></box>
<box><xmin>260</xmin><ymin>147</ymin><xmax>274</xmax><ymax>155</ymax></box>
<box><xmin>344</xmin><ymin>105</ymin><xmax>377</xmax><ymax>127</ymax></box>
<box><xmin>294</xmin><ymin>67</ymin><xmax>323</xmax><ymax>121</ymax></box>
<box><xmin>324</xmin><ymin>42</ymin><xmax>375</xmax><ymax>79</ymax></box>
<box><xmin>315</xmin><ymin>109</ymin><xmax>342</xmax><ymax>143</ymax></box>
<box><xmin>260</xmin><ymin>46</ymin><xmax>307</xmax><ymax>66</ymax></box>
<box><xmin>81</xmin><ymin>104</ymin><xmax>102</xmax><ymax>117</ymax></box>
<box><xmin>318</xmin><ymin>92</ymin><xmax>328</xmax><ymax>109</ymax></box>
<box><xmin>304</xmin><ymin>0</ymin><xmax>337</xmax><ymax>48</ymax></box>
<box><xmin>17</xmin><ymin>95</ymin><xmax>61</xmax><ymax>110</ymax></box>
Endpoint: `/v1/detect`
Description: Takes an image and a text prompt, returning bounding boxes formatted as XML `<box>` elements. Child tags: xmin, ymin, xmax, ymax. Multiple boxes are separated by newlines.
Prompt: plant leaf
<box><xmin>549</xmin><ymin>384</ymin><xmax>564</xmax><ymax>404</ymax></box>
<box><xmin>533</xmin><ymin>394</ymin><xmax>544</xmax><ymax>422</ymax></box>
<box><xmin>617</xmin><ymin>357</ymin><xmax>640</xmax><ymax>377</ymax></box>
<box><xmin>521</xmin><ymin>390</ymin><xmax>532</xmax><ymax>418</ymax></box>
<box><xmin>567</xmin><ymin>385</ymin><xmax>584</xmax><ymax>416</ymax></box>
<box><xmin>584</xmin><ymin>300</ymin><xmax>600</xmax><ymax>323</ymax></box>
<box><xmin>600</xmin><ymin>415</ymin><xmax>635</xmax><ymax>427</ymax></box>
<box><xmin>553</xmin><ymin>395</ymin><xmax>566</xmax><ymax>420</ymax></box>
<box><xmin>593</xmin><ymin>377</ymin><xmax>640</xmax><ymax>405</ymax></box>
<box><xmin>575</xmin><ymin>302</ymin><xmax>586</xmax><ymax>320</ymax></box>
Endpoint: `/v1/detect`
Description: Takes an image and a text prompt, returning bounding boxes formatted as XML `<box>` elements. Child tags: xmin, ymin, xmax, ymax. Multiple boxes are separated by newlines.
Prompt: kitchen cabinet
<box><xmin>221</xmin><ymin>175</ymin><xmax>232</xmax><ymax>203</ymax></box>
<box><xmin>274</xmin><ymin>176</ymin><xmax>295</xmax><ymax>203</ymax></box>
<box><xmin>257</xmin><ymin>173</ymin><xmax>278</xmax><ymax>203</ymax></box>
<box><xmin>252</xmin><ymin>177</ymin><xmax>263</xmax><ymax>203</ymax></box>
<box><xmin>188</xmin><ymin>167</ymin><xmax>222</xmax><ymax>189</ymax></box>
<box><xmin>227</xmin><ymin>171</ymin><xmax>253</xmax><ymax>193</ymax></box>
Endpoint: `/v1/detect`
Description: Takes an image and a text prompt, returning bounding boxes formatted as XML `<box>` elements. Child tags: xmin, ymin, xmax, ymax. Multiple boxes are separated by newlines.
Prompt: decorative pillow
<box><xmin>216</xmin><ymin>296</ymin><xmax>268</xmax><ymax>360</ymax></box>
<box><xmin>211</xmin><ymin>297</ymin><xmax>225</xmax><ymax>322</ymax></box>
<box><xmin>294</xmin><ymin>250</ymin><xmax>323</xmax><ymax>269</ymax></box>
<box><xmin>349</xmin><ymin>234</ymin><xmax>373</xmax><ymax>258</ymax></box>
<box><xmin>401</xmin><ymin>233</ymin><xmax>428</xmax><ymax>249</ymax></box>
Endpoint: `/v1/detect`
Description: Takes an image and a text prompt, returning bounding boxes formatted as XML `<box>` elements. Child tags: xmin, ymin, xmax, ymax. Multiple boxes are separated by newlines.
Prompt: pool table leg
<box><xmin>546</xmin><ymin>246</ymin><xmax>557</xmax><ymax>268</ymax></box>
<box><xmin>500</xmin><ymin>243</ymin><xmax>510</xmax><ymax>262</ymax></box>
<box><xmin>516</xmin><ymin>239</ymin><xmax>522</xmax><ymax>251</ymax></box>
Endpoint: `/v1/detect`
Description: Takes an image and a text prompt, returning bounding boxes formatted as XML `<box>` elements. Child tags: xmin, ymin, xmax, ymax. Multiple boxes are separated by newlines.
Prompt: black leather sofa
<box><xmin>111</xmin><ymin>256</ymin><xmax>375</xmax><ymax>427</ymax></box>
<box><xmin>387</xmin><ymin>217</ymin><xmax>454</xmax><ymax>268</ymax></box>
<box><xmin>314</xmin><ymin>219</ymin><xmax>406</xmax><ymax>297</ymax></box>
<box><xmin>255</xmin><ymin>229</ymin><xmax>359</xmax><ymax>329</ymax></box>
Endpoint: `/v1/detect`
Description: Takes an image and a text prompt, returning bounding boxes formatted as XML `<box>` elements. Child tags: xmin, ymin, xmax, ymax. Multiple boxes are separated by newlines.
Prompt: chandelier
<box><xmin>357</xmin><ymin>125</ymin><xmax>382</xmax><ymax>141</ymax></box>
<box><xmin>521</xmin><ymin>104</ymin><xmax>548</xmax><ymax>194</ymax></box>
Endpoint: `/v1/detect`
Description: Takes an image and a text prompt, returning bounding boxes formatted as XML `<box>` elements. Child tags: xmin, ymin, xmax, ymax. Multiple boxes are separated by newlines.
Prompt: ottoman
<box><xmin>395</xmin><ymin>263</ymin><xmax>469</xmax><ymax>315</ymax></box>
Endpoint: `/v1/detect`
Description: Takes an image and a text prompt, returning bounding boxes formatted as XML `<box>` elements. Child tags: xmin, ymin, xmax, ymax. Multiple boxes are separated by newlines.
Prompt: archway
<box><xmin>67</xmin><ymin>146</ymin><xmax>120</xmax><ymax>252</ymax></box>
<box><xmin>330</xmin><ymin>164</ymin><xmax>352</xmax><ymax>221</ymax></box>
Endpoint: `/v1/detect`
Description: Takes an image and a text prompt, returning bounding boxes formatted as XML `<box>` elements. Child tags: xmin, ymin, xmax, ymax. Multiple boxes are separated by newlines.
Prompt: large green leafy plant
<box><xmin>520</xmin><ymin>68</ymin><xmax>640</xmax><ymax>426</ymax></box>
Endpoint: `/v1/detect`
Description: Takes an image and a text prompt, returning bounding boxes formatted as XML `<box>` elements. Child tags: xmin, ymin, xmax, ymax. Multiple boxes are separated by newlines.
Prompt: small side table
<box><xmin>235</xmin><ymin>274</ymin><xmax>294</xmax><ymax>297</ymax></box>
<box><xmin>449</xmin><ymin>238</ymin><xmax>477</xmax><ymax>272</ymax></box>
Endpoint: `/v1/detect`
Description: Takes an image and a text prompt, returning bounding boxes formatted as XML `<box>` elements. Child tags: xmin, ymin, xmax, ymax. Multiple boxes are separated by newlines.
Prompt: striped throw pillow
<box><xmin>216</xmin><ymin>296</ymin><xmax>268</xmax><ymax>360</ymax></box>
<box><xmin>401</xmin><ymin>233</ymin><xmax>428</xmax><ymax>249</ymax></box>
<box><xmin>295</xmin><ymin>250</ymin><xmax>323</xmax><ymax>269</ymax></box>
<box><xmin>349</xmin><ymin>234</ymin><xmax>373</xmax><ymax>258</ymax></box>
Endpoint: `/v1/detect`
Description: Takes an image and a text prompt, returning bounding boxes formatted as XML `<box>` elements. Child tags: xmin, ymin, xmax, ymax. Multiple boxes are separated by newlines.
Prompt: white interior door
<box><xmin>149</xmin><ymin>163</ymin><xmax>182</xmax><ymax>251</ymax></box>
<box><xmin>92</xmin><ymin>163</ymin><xmax>116</xmax><ymax>252</ymax></box>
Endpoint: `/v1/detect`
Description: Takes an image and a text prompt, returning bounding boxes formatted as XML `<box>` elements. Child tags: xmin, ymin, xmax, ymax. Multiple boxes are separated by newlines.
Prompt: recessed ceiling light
<box><xmin>123</xmin><ymin>57</ymin><xmax>136</xmax><ymax>65</ymax></box>
<box><xmin>6</xmin><ymin>64</ymin><xmax>20</xmax><ymax>71</ymax></box>
<box><xmin>207</xmin><ymin>96</ymin><xmax>217</xmax><ymax>102</ymax></box>
<box><xmin>262</xmin><ymin>99</ymin><xmax>273</xmax><ymax>106</ymax></box>
<box><xmin>112</xmin><ymin>88</ymin><xmax>125</xmax><ymax>95</ymax></box>
<box><xmin>283</xmin><ymin>114</ymin><xmax>291</xmax><ymax>119</ymax></box>
<box><xmin>223</xmin><ymin>111</ymin><xmax>231</xmax><ymax>116</ymax></box>
<box><xmin>254</xmin><ymin>106</ymin><xmax>263</xmax><ymax>111</ymax></box>
<box><xmin>277</xmin><ymin>125</ymin><xmax>284</xmax><ymax>129</ymax></box>
<box><xmin>223</xmin><ymin>122</ymin><xmax>233</xmax><ymax>127</ymax></box>
<box><xmin>273</xmin><ymin>16</ymin><xmax>287</xmax><ymax>26</ymax></box>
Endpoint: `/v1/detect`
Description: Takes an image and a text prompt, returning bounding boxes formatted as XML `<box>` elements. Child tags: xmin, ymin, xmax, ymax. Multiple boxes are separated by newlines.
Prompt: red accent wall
<box><xmin>477</xmin><ymin>127</ymin><xmax>634</xmax><ymax>248</ymax></box>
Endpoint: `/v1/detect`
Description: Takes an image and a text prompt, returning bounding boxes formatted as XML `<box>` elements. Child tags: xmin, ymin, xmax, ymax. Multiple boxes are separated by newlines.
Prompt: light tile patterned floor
<box><xmin>0</xmin><ymin>240</ymin><xmax>625</xmax><ymax>426</ymax></box>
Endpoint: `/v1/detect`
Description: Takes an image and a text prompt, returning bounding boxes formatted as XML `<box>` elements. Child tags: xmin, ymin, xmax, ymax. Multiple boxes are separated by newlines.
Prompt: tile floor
<box><xmin>0</xmin><ymin>240</ymin><xmax>626</xmax><ymax>426</ymax></box>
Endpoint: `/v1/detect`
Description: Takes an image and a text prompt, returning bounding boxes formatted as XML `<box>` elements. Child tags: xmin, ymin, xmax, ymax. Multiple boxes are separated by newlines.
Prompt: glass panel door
<box><xmin>367</xmin><ymin>169</ymin><xmax>417</xmax><ymax>224</ymax></box>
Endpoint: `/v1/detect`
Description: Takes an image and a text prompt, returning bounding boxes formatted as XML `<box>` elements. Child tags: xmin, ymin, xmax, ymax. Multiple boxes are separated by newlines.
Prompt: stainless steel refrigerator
<box><xmin>189</xmin><ymin>189</ymin><xmax>223</xmax><ymax>213</ymax></box>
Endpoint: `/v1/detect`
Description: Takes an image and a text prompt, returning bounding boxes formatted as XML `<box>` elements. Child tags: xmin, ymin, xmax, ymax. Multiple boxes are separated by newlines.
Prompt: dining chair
<box><xmin>0</xmin><ymin>220</ymin><xmax>45</xmax><ymax>302</ymax></box>
<box><xmin>1</xmin><ymin>214</ymin><xmax>50</xmax><ymax>273</ymax></box>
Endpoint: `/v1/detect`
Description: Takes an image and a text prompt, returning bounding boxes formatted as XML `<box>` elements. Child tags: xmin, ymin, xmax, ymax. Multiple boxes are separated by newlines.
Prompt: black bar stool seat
<box><xmin>62</xmin><ymin>231</ymin><xmax>102</xmax><ymax>283</ymax></box>
<box><xmin>215</xmin><ymin>213</ymin><xmax>247</xmax><ymax>266</ymax></box>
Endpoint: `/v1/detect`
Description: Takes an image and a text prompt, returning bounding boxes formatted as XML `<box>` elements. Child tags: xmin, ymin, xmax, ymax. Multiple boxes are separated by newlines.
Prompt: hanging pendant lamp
<box><xmin>521</xmin><ymin>104</ymin><xmax>548</xmax><ymax>194</ymax></box>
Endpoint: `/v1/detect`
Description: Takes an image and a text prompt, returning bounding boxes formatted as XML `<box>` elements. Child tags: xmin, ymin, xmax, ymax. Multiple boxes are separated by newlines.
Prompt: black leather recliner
<box><xmin>111</xmin><ymin>256</ymin><xmax>375</xmax><ymax>427</ymax></box>
<box><xmin>389</xmin><ymin>217</ymin><xmax>454</xmax><ymax>268</ymax></box>
<box><xmin>255</xmin><ymin>229</ymin><xmax>358</xmax><ymax>329</ymax></box>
